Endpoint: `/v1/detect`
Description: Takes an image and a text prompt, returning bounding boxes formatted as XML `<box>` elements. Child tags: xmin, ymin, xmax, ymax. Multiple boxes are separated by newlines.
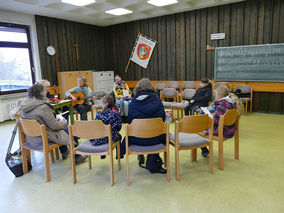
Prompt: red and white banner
<box><xmin>130</xmin><ymin>34</ymin><xmax>156</xmax><ymax>69</ymax></box>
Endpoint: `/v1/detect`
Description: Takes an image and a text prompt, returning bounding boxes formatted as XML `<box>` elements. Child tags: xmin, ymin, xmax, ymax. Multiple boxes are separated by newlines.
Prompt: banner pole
<box><xmin>125</xmin><ymin>33</ymin><xmax>140</xmax><ymax>73</ymax></box>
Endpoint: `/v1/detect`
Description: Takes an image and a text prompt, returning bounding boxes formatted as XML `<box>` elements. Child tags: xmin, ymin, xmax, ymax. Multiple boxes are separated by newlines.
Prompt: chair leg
<box><xmin>250</xmin><ymin>100</ymin><xmax>253</xmax><ymax>112</ymax></box>
<box><xmin>126</xmin><ymin>152</ymin><xmax>130</xmax><ymax>186</ymax></box>
<box><xmin>22</xmin><ymin>148</ymin><xmax>29</xmax><ymax>174</ymax></box>
<box><xmin>166</xmin><ymin>150</ymin><xmax>170</xmax><ymax>182</ymax></box>
<box><xmin>88</xmin><ymin>155</ymin><xmax>92</xmax><ymax>169</ymax></box>
<box><xmin>218</xmin><ymin>141</ymin><xmax>224</xmax><ymax>170</ymax></box>
<box><xmin>191</xmin><ymin>149</ymin><xmax>197</xmax><ymax>162</ymax></box>
<box><xmin>91</xmin><ymin>109</ymin><xmax>94</xmax><ymax>120</ymax></box>
<box><xmin>71</xmin><ymin>150</ymin><xmax>77</xmax><ymax>184</ymax></box>
<box><xmin>117</xmin><ymin>143</ymin><xmax>121</xmax><ymax>171</ymax></box>
<box><xmin>76</xmin><ymin>112</ymin><xmax>78</xmax><ymax>120</ymax></box>
<box><xmin>55</xmin><ymin>148</ymin><xmax>60</xmax><ymax>160</ymax></box>
<box><xmin>50</xmin><ymin>150</ymin><xmax>55</xmax><ymax>163</ymax></box>
<box><xmin>245</xmin><ymin>100</ymin><xmax>248</xmax><ymax>114</ymax></box>
<box><xmin>235</xmin><ymin>133</ymin><xmax>239</xmax><ymax>160</ymax></box>
<box><xmin>44</xmin><ymin>150</ymin><xmax>51</xmax><ymax>182</ymax></box>
<box><xmin>110</xmin><ymin>151</ymin><xmax>114</xmax><ymax>186</ymax></box>
<box><xmin>175</xmin><ymin>146</ymin><xmax>180</xmax><ymax>181</ymax></box>
<box><xmin>209</xmin><ymin>143</ymin><xmax>213</xmax><ymax>174</ymax></box>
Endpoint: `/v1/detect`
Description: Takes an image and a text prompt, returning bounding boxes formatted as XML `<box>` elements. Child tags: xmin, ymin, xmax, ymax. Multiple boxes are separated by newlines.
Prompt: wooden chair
<box><xmin>125</xmin><ymin>118</ymin><xmax>170</xmax><ymax>185</ymax></box>
<box><xmin>199</xmin><ymin>108</ymin><xmax>240</xmax><ymax>170</ymax></box>
<box><xmin>172</xmin><ymin>89</ymin><xmax>196</xmax><ymax>120</ymax></box>
<box><xmin>169</xmin><ymin>115</ymin><xmax>214</xmax><ymax>181</ymax></box>
<box><xmin>18</xmin><ymin>119</ymin><xmax>63</xmax><ymax>182</ymax></box>
<box><xmin>68</xmin><ymin>120</ymin><xmax>121</xmax><ymax>185</ymax></box>
<box><xmin>74</xmin><ymin>108</ymin><xmax>94</xmax><ymax>120</ymax></box>
<box><xmin>160</xmin><ymin>88</ymin><xmax>179</xmax><ymax>120</ymax></box>
<box><xmin>235</xmin><ymin>85</ymin><xmax>253</xmax><ymax>113</ymax></box>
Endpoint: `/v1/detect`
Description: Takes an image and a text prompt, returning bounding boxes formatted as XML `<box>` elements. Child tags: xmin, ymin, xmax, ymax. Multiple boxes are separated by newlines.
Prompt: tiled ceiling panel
<box><xmin>0</xmin><ymin>0</ymin><xmax>246</xmax><ymax>26</ymax></box>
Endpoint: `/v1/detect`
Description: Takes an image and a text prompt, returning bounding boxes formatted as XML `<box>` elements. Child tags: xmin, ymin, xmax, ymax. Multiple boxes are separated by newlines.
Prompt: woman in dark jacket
<box><xmin>185</xmin><ymin>78</ymin><xmax>212</xmax><ymax>115</ymax></box>
<box><xmin>120</xmin><ymin>78</ymin><xmax>166</xmax><ymax>161</ymax></box>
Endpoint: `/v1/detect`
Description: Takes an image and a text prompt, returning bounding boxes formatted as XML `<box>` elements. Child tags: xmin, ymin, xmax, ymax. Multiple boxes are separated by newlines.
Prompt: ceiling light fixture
<box><xmin>147</xmin><ymin>0</ymin><xmax>178</xmax><ymax>7</ymax></box>
<box><xmin>105</xmin><ymin>8</ymin><xmax>133</xmax><ymax>16</ymax></box>
<box><xmin>61</xmin><ymin>0</ymin><xmax>96</xmax><ymax>7</ymax></box>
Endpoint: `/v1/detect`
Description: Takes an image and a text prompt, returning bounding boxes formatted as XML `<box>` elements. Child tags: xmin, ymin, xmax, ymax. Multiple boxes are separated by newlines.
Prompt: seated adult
<box><xmin>65</xmin><ymin>76</ymin><xmax>96</xmax><ymax>121</ymax></box>
<box><xmin>184</xmin><ymin>78</ymin><xmax>212</xmax><ymax>116</ymax></box>
<box><xmin>120</xmin><ymin>78</ymin><xmax>166</xmax><ymax>172</ymax></box>
<box><xmin>20</xmin><ymin>83</ymin><xmax>87</xmax><ymax>164</ymax></box>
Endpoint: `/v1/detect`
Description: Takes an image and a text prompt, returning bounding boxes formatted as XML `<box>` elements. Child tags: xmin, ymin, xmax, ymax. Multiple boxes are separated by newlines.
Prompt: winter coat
<box><xmin>20</xmin><ymin>97</ymin><xmax>69</xmax><ymax>146</ymax></box>
<box><xmin>191</xmin><ymin>83</ymin><xmax>212</xmax><ymax>107</ymax></box>
<box><xmin>127</xmin><ymin>92</ymin><xmax>166</xmax><ymax>145</ymax></box>
<box><xmin>90</xmin><ymin>109</ymin><xmax>122</xmax><ymax>146</ymax></box>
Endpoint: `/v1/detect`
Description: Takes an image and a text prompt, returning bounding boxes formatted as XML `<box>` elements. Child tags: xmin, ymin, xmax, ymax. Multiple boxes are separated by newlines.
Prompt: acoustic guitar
<box><xmin>66</xmin><ymin>93</ymin><xmax>95</xmax><ymax>107</ymax></box>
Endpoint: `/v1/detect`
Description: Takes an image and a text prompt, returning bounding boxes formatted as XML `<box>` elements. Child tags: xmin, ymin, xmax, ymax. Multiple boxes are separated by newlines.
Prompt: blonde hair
<box><xmin>78</xmin><ymin>76</ymin><xmax>88</xmax><ymax>87</ymax></box>
<box><xmin>215</xmin><ymin>85</ymin><xmax>244</xmax><ymax>115</ymax></box>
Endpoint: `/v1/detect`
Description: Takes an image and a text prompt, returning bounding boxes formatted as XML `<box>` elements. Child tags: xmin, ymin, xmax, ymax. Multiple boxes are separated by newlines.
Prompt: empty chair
<box><xmin>156</xmin><ymin>83</ymin><xmax>167</xmax><ymax>91</ymax></box>
<box><xmin>68</xmin><ymin>120</ymin><xmax>121</xmax><ymax>185</ymax></box>
<box><xmin>181</xmin><ymin>81</ymin><xmax>195</xmax><ymax>90</ymax></box>
<box><xmin>160</xmin><ymin>88</ymin><xmax>179</xmax><ymax>120</ymax></box>
<box><xmin>125</xmin><ymin>118</ymin><xmax>170</xmax><ymax>185</ymax></box>
<box><xmin>172</xmin><ymin>89</ymin><xmax>196</xmax><ymax>120</ymax></box>
<box><xmin>18</xmin><ymin>119</ymin><xmax>63</xmax><ymax>182</ymax></box>
<box><xmin>168</xmin><ymin>82</ymin><xmax>180</xmax><ymax>91</ymax></box>
<box><xmin>170</xmin><ymin>114</ymin><xmax>214</xmax><ymax>180</ymax></box>
<box><xmin>235</xmin><ymin>85</ymin><xmax>253</xmax><ymax>113</ymax></box>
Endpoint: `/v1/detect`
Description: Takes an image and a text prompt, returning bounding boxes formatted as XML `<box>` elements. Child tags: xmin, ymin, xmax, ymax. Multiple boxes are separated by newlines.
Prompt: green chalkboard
<box><xmin>214</xmin><ymin>43</ymin><xmax>284</xmax><ymax>82</ymax></box>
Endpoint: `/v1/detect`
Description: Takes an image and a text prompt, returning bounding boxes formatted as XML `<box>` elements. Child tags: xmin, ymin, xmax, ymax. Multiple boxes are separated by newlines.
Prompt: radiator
<box><xmin>0</xmin><ymin>93</ymin><xmax>26</xmax><ymax>122</ymax></box>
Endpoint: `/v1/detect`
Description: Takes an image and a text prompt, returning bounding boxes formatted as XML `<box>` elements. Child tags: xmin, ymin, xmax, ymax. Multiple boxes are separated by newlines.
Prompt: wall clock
<box><xmin>47</xmin><ymin>46</ymin><xmax>56</xmax><ymax>56</ymax></box>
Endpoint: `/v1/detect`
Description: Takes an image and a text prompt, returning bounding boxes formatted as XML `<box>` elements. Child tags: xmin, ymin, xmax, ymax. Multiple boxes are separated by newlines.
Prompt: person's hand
<box><xmin>92</xmin><ymin>96</ymin><xmax>97</xmax><ymax>101</ymax></box>
<box><xmin>71</xmin><ymin>96</ymin><xmax>77</xmax><ymax>102</ymax></box>
<box><xmin>128</xmin><ymin>95</ymin><xmax>132</xmax><ymax>99</ymax></box>
<box><xmin>190</xmin><ymin>100</ymin><xmax>195</xmax><ymax>103</ymax></box>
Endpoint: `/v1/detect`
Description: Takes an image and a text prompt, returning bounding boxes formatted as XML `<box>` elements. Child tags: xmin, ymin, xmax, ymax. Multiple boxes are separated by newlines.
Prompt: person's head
<box><xmin>215</xmin><ymin>85</ymin><xmax>245</xmax><ymax>115</ymax></box>
<box><xmin>38</xmin><ymin>79</ymin><xmax>50</xmax><ymax>93</ymax></box>
<box><xmin>102</xmin><ymin>94</ymin><xmax>117</xmax><ymax>113</ymax></box>
<box><xmin>199</xmin><ymin>78</ymin><xmax>210</xmax><ymax>88</ymax></box>
<box><xmin>121</xmin><ymin>81</ymin><xmax>127</xmax><ymax>89</ymax></box>
<box><xmin>78</xmin><ymin>76</ymin><xmax>88</xmax><ymax>87</ymax></box>
<box><xmin>115</xmin><ymin>75</ymin><xmax>121</xmax><ymax>84</ymax></box>
<box><xmin>28</xmin><ymin>83</ymin><xmax>45</xmax><ymax>100</ymax></box>
<box><xmin>133</xmin><ymin>78</ymin><xmax>155</xmax><ymax>95</ymax></box>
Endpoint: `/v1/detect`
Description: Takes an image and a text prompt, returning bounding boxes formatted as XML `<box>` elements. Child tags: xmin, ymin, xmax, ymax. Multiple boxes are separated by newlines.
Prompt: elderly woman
<box><xmin>120</xmin><ymin>78</ymin><xmax>166</xmax><ymax>173</ymax></box>
<box><xmin>20</xmin><ymin>83</ymin><xmax>87</xmax><ymax>164</ymax></box>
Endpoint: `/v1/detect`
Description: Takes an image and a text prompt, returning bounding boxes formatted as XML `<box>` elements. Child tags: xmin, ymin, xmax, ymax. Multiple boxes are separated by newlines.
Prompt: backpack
<box><xmin>139</xmin><ymin>154</ymin><xmax>166</xmax><ymax>174</ymax></box>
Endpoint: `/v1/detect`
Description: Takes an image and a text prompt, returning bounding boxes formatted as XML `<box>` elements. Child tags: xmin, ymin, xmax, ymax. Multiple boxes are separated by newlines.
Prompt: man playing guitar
<box><xmin>65</xmin><ymin>76</ymin><xmax>96</xmax><ymax>120</ymax></box>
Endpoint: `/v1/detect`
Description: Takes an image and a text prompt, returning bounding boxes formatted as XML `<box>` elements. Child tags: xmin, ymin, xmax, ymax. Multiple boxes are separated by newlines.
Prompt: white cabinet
<box><xmin>92</xmin><ymin>71</ymin><xmax>114</xmax><ymax>94</ymax></box>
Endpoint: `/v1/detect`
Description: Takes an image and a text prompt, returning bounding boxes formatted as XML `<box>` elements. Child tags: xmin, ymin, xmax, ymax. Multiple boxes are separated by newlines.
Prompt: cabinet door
<box><xmin>62</xmin><ymin>72</ymin><xmax>80</xmax><ymax>98</ymax></box>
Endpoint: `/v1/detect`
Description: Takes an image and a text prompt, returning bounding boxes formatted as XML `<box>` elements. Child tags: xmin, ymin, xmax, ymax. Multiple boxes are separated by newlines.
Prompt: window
<box><xmin>0</xmin><ymin>22</ymin><xmax>35</xmax><ymax>95</ymax></box>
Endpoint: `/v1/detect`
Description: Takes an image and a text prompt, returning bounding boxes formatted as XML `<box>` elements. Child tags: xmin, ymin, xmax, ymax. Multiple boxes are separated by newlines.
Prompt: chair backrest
<box><xmin>19</xmin><ymin>119</ymin><xmax>49</xmax><ymax>148</ymax></box>
<box><xmin>168</xmin><ymin>82</ymin><xmax>179</xmax><ymax>90</ymax></box>
<box><xmin>235</xmin><ymin>85</ymin><xmax>251</xmax><ymax>93</ymax></box>
<box><xmin>182</xmin><ymin>81</ymin><xmax>195</xmax><ymax>89</ymax></box>
<box><xmin>126</xmin><ymin>118</ymin><xmax>168</xmax><ymax>138</ymax></box>
<box><xmin>182</xmin><ymin>89</ymin><xmax>196</xmax><ymax>99</ymax></box>
<box><xmin>69</xmin><ymin>120</ymin><xmax>111</xmax><ymax>140</ymax></box>
<box><xmin>156</xmin><ymin>83</ymin><xmax>167</xmax><ymax>90</ymax></box>
<box><xmin>176</xmin><ymin>114</ymin><xmax>213</xmax><ymax>134</ymax></box>
<box><xmin>161</xmin><ymin>88</ymin><xmax>177</xmax><ymax>97</ymax></box>
<box><xmin>218</xmin><ymin>108</ymin><xmax>239</xmax><ymax>139</ymax></box>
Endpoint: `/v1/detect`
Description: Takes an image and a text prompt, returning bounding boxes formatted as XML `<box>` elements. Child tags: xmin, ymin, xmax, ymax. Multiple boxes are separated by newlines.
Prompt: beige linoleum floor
<box><xmin>0</xmin><ymin>113</ymin><xmax>284</xmax><ymax>213</ymax></box>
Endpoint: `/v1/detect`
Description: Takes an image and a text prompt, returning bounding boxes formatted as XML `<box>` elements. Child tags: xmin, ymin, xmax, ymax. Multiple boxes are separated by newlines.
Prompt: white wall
<box><xmin>0</xmin><ymin>10</ymin><xmax>41</xmax><ymax>122</ymax></box>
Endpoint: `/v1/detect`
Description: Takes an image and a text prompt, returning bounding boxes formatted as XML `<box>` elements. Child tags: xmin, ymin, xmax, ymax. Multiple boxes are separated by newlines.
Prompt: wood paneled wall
<box><xmin>107</xmin><ymin>0</ymin><xmax>284</xmax><ymax>113</ymax></box>
<box><xmin>35</xmin><ymin>15</ymin><xmax>110</xmax><ymax>85</ymax></box>
<box><xmin>35</xmin><ymin>0</ymin><xmax>284</xmax><ymax>113</ymax></box>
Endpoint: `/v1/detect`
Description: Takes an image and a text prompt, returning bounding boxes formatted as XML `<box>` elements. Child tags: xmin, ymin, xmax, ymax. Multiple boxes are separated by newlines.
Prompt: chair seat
<box><xmin>170</xmin><ymin>132</ymin><xmax>208</xmax><ymax>147</ymax></box>
<box><xmin>240</xmin><ymin>97</ymin><xmax>250</xmax><ymax>103</ymax></box>
<box><xmin>76</xmin><ymin>140</ymin><xmax>109</xmax><ymax>153</ymax></box>
<box><xmin>130</xmin><ymin>143</ymin><xmax>165</xmax><ymax>152</ymax></box>
<box><xmin>172</xmin><ymin>101</ymin><xmax>189</xmax><ymax>109</ymax></box>
<box><xmin>24</xmin><ymin>141</ymin><xmax>57</xmax><ymax>150</ymax></box>
<box><xmin>163</xmin><ymin>101</ymin><xmax>177</xmax><ymax>107</ymax></box>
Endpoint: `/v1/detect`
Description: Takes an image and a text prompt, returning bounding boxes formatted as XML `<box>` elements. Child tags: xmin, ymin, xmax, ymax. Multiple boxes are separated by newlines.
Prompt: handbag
<box><xmin>5</xmin><ymin>120</ymin><xmax>32</xmax><ymax>177</ymax></box>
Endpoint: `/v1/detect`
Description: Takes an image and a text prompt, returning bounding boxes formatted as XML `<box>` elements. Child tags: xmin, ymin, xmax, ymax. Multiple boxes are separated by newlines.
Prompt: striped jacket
<box><xmin>213</xmin><ymin>97</ymin><xmax>236</xmax><ymax>138</ymax></box>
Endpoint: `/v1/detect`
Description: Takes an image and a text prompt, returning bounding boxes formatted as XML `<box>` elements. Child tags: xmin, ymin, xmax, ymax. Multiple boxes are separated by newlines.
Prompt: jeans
<box><xmin>116</xmin><ymin>98</ymin><xmax>125</xmax><ymax>115</ymax></box>
<box><xmin>75</xmin><ymin>104</ymin><xmax>91</xmax><ymax>120</ymax></box>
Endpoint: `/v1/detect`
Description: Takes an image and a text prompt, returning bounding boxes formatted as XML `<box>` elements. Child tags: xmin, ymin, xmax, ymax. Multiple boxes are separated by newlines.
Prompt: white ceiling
<box><xmin>0</xmin><ymin>0</ymin><xmax>245</xmax><ymax>26</ymax></box>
